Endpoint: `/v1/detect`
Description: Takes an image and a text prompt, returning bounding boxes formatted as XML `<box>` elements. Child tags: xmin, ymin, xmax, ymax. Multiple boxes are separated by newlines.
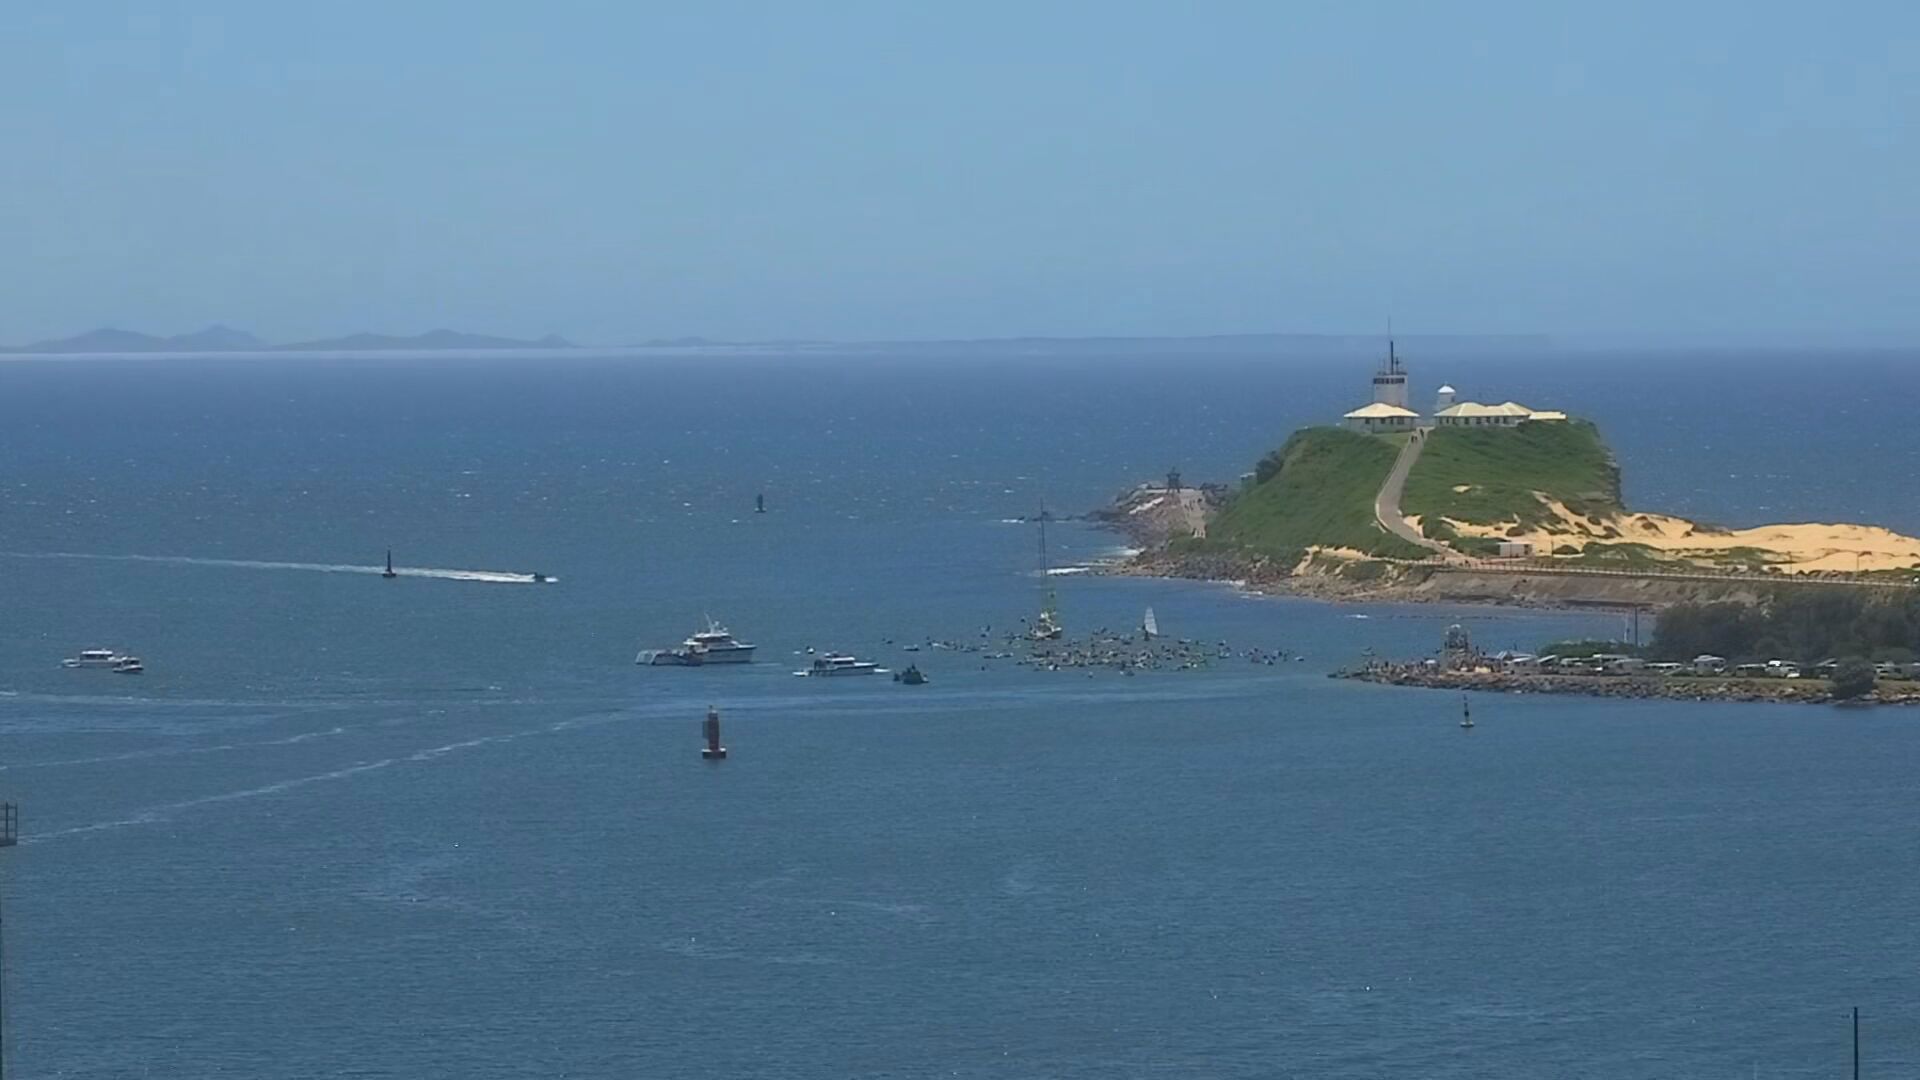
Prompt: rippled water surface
<box><xmin>2</xmin><ymin>349</ymin><xmax>1917</xmax><ymax>1078</ymax></box>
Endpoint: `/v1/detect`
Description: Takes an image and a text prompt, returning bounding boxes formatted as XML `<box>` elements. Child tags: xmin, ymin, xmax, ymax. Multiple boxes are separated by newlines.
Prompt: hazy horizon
<box><xmin>9</xmin><ymin>324</ymin><xmax>1920</xmax><ymax>356</ymax></box>
<box><xmin>5</xmin><ymin>4</ymin><xmax>1915</xmax><ymax>345</ymax></box>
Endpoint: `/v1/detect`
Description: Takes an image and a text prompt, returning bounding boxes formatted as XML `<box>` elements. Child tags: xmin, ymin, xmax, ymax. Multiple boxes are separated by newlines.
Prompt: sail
<box><xmin>1143</xmin><ymin>607</ymin><xmax>1158</xmax><ymax>638</ymax></box>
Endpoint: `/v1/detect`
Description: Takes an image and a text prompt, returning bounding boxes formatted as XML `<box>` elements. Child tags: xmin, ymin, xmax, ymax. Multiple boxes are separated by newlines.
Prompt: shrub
<box><xmin>1830</xmin><ymin>657</ymin><xmax>1877</xmax><ymax>700</ymax></box>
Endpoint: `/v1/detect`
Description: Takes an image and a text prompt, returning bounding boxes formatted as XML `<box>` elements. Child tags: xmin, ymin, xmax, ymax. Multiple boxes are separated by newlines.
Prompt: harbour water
<box><xmin>2</xmin><ymin>348</ymin><xmax>1918</xmax><ymax>1077</ymax></box>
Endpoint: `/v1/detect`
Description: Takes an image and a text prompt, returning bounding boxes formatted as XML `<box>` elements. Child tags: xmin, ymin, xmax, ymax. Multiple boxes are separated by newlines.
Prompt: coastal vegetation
<box><xmin>1650</xmin><ymin>590</ymin><xmax>1920</xmax><ymax>665</ymax></box>
<box><xmin>1400</xmin><ymin>420</ymin><xmax>1621</xmax><ymax>531</ymax></box>
<box><xmin>1205</xmin><ymin>428</ymin><xmax>1429</xmax><ymax>562</ymax></box>
<box><xmin>1830</xmin><ymin>658</ymin><xmax>1879</xmax><ymax>700</ymax></box>
<box><xmin>1539</xmin><ymin>638</ymin><xmax>1644</xmax><ymax>658</ymax></box>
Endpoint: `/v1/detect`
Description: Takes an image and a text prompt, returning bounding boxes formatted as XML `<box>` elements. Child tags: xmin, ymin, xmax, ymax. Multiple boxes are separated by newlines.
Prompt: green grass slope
<box><xmin>1400</xmin><ymin>419</ymin><xmax>1621</xmax><ymax>533</ymax></box>
<box><xmin>1205</xmin><ymin>427</ymin><xmax>1429</xmax><ymax>562</ymax></box>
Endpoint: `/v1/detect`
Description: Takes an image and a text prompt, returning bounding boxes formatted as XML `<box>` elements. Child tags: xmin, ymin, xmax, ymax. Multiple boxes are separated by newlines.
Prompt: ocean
<box><xmin>2</xmin><ymin>347</ymin><xmax>1918</xmax><ymax>1078</ymax></box>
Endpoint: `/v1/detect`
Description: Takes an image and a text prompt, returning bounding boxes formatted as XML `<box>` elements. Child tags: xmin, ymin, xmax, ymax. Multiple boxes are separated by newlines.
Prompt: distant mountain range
<box><xmin>0</xmin><ymin>325</ymin><xmax>575</xmax><ymax>354</ymax></box>
<box><xmin>277</xmin><ymin>329</ymin><xmax>575</xmax><ymax>352</ymax></box>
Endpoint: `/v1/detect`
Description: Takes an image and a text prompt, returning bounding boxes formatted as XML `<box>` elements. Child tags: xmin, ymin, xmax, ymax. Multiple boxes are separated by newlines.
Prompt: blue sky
<box><xmin>1</xmin><ymin>2</ymin><xmax>1914</xmax><ymax>344</ymax></box>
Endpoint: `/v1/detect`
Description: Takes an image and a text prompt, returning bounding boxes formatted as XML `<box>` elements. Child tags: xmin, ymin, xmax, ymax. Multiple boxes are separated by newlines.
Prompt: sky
<box><xmin>1</xmin><ymin>2</ymin><xmax>1915</xmax><ymax>345</ymax></box>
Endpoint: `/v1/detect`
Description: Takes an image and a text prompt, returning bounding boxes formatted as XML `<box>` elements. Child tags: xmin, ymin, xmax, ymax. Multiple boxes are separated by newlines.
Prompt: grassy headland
<box><xmin>1201</xmin><ymin>428</ymin><xmax>1428</xmax><ymax>564</ymax></box>
<box><xmin>1115</xmin><ymin>410</ymin><xmax>1920</xmax><ymax>608</ymax></box>
<box><xmin>1401</xmin><ymin>420</ymin><xmax>1621</xmax><ymax>532</ymax></box>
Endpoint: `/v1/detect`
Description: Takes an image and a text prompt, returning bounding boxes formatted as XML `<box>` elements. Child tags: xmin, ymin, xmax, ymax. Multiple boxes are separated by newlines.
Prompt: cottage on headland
<box><xmin>1342</xmin><ymin>339</ymin><xmax>1566</xmax><ymax>433</ymax></box>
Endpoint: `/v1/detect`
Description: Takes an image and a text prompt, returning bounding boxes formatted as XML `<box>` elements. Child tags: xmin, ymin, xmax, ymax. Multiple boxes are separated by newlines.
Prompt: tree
<box><xmin>1253</xmin><ymin>448</ymin><xmax>1288</xmax><ymax>484</ymax></box>
<box><xmin>1830</xmin><ymin>657</ymin><xmax>1877</xmax><ymax>701</ymax></box>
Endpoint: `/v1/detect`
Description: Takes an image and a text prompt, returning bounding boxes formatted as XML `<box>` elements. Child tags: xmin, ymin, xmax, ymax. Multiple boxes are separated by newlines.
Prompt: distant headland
<box><xmin>0</xmin><ymin>325</ymin><xmax>575</xmax><ymax>354</ymax></box>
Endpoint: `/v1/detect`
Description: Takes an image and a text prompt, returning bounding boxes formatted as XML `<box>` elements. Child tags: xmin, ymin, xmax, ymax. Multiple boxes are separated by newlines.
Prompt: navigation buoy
<box><xmin>702</xmin><ymin>705</ymin><xmax>728</xmax><ymax>760</ymax></box>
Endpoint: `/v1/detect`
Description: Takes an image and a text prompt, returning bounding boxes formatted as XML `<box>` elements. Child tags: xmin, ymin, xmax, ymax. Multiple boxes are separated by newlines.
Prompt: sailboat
<box><xmin>1460</xmin><ymin>695</ymin><xmax>1474</xmax><ymax>729</ymax></box>
<box><xmin>1030</xmin><ymin>507</ymin><xmax>1063</xmax><ymax>641</ymax></box>
<box><xmin>1142</xmin><ymin>606</ymin><xmax>1159</xmax><ymax>640</ymax></box>
<box><xmin>382</xmin><ymin>549</ymin><xmax>398</xmax><ymax>579</ymax></box>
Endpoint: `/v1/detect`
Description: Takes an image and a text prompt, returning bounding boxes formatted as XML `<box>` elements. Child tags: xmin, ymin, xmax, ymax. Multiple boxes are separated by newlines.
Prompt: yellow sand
<box><xmin>1437</xmin><ymin>497</ymin><xmax>1920</xmax><ymax>574</ymax></box>
<box><xmin>1293</xmin><ymin>546</ymin><xmax>1377</xmax><ymax>573</ymax></box>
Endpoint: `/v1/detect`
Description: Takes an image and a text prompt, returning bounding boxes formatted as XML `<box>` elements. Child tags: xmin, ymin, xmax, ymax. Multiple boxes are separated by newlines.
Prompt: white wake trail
<box><xmin>0</xmin><ymin>551</ymin><xmax>556</xmax><ymax>584</ymax></box>
<box><xmin>23</xmin><ymin>709</ymin><xmax>634</xmax><ymax>844</ymax></box>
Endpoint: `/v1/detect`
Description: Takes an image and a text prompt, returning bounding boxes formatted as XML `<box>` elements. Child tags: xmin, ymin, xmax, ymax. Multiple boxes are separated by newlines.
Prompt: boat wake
<box><xmin>22</xmin><ymin>709</ymin><xmax>633</xmax><ymax>844</ymax></box>
<box><xmin>0</xmin><ymin>726</ymin><xmax>348</xmax><ymax>771</ymax></box>
<box><xmin>0</xmin><ymin>551</ymin><xmax>555</xmax><ymax>584</ymax></box>
<box><xmin>28</xmin><ymin>758</ymin><xmax>400</xmax><ymax>841</ymax></box>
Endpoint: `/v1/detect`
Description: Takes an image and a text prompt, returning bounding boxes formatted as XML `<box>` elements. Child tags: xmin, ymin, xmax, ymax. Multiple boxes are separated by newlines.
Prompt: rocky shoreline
<box><xmin>1333</xmin><ymin>665</ymin><xmax>1920</xmax><ymax>706</ymax></box>
<box><xmin>1108</xmin><ymin>548</ymin><xmax>1579</xmax><ymax>608</ymax></box>
<box><xmin>1107</xmin><ymin>544</ymin><xmax>1782</xmax><ymax>611</ymax></box>
<box><xmin>1083</xmin><ymin>482</ymin><xmax>1231</xmax><ymax>550</ymax></box>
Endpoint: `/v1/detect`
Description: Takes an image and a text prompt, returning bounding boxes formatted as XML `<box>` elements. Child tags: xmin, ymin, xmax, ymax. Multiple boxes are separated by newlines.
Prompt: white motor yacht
<box><xmin>794</xmin><ymin>654</ymin><xmax>886</xmax><ymax>677</ymax></box>
<box><xmin>63</xmin><ymin>648</ymin><xmax>124</xmax><ymax>669</ymax></box>
<box><xmin>638</xmin><ymin>619</ymin><xmax>756</xmax><ymax>666</ymax></box>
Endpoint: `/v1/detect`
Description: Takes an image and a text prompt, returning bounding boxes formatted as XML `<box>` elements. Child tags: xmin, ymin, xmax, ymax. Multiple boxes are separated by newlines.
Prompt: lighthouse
<box><xmin>1371</xmin><ymin>338</ymin><xmax>1409</xmax><ymax>409</ymax></box>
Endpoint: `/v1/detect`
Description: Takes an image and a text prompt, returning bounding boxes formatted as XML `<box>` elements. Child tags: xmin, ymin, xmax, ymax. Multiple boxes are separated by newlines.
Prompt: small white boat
<box><xmin>63</xmin><ymin>648</ymin><xmax>124</xmax><ymax>669</ymax></box>
<box><xmin>113</xmin><ymin>657</ymin><xmax>144</xmax><ymax>675</ymax></box>
<box><xmin>794</xmin><ymin>654</ymin><xmax>886</xmax><ymax>677</ymax></box>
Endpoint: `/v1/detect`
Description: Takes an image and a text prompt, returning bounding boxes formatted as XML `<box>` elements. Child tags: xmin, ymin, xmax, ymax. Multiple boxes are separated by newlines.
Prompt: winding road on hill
<box><xmin>1375</xmin><ymin>431</ymin><xmax>1460</xmax><ymax>559</ymax></box>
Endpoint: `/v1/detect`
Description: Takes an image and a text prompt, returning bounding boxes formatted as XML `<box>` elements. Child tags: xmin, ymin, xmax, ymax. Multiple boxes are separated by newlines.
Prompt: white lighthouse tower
<box><xmin>1371</xmin><ymin>337</ymin><xmax>1409</xmax><ymax>409</ymax></box>
<box><xmin>1435</xmin><ymin>384</ymin><xmax>1456</xmax><ymax>412</ymax></box>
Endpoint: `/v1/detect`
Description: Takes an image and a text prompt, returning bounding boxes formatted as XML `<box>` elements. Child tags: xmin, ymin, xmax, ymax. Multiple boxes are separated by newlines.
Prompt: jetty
<box><xmin>1019</xmin><ymin>629</ymin><xmax>1292</xmax><ymax>674</ymax></box>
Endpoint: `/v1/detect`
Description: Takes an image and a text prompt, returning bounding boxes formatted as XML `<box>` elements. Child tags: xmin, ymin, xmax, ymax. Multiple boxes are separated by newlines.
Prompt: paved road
<box><xmin>1374</xmin><ymin>431</ymin><xmax>1456</xmax><ymax>558</ymax></box>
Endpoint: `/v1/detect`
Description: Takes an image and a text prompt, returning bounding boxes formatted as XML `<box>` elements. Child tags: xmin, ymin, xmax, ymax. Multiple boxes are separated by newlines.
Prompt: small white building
<box><xmin>1434</xmin><ymin>400</ymin><xmax>1567</xmax><ymax>427</ymax></box>
<box><xmin>1343</xmin><ymin>401</ymin><xmax>1420</xmax><ymax>434</ymax></box>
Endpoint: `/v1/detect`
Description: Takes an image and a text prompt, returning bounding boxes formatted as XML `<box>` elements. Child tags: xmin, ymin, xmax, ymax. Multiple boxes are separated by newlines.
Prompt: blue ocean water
<box><xmin>2</xmin><ymin>348</ymin><xmax>1918</xmax><ymax>1078</ymax></box>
